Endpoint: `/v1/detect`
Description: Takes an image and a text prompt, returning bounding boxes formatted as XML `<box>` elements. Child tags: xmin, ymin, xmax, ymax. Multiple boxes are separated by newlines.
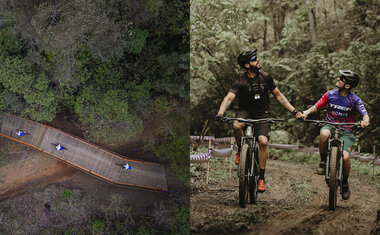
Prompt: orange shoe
<box><xmin>258</xmin><ymin>179</ymin><xmax>266</xmax><ymax>192</ymax></box>
<box><xmin>235</xmin><ymin>152</ymin><xmax>239</xmax><ymax>165</ymax></box>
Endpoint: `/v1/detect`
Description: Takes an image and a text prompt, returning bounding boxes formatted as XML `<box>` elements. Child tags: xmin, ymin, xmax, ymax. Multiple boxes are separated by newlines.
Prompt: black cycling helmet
<box><xmin>237</xmin><ymin>49</ymin><xmax>257</xmax><ymax>68</ymax></box>
<box><xmin>339</xmin><ymin>70</ymin><xmax>359</xmax><ymax>88</ymax></box>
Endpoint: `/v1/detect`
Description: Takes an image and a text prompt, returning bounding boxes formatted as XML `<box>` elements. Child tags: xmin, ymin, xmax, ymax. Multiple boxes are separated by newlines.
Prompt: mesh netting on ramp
<box><xmin>211</xmin><ymin>145</ymin><xmax>234</xmax><ymax>158</ymax></box>
<box><xmin>190</xmin><ymin>135</ymin><xmax>379</xmax><ymax>183</ymax></box>
<box><xmin>268</xmin><ymin>143</ymin><xmax>298</xmax><ymax>150</ymax></box>
<box><xmin>190</xmin><ymin>136</ymin><xmax>214</xmax><ymax>141</ymax></box>
<box><xmin>190</xmin><ymin>152</ymin><xmax>211</xmax><ymax>163</ymax></box>
<box><xmin>190</xmin><ymin>143</ymin><xmax>235</xmax><ymax>186</ymax></box>
<box><xmin>357</xmin><ymin>155</ymin><xmax>376</xmax><ymax>162</ymax></box>
<box><xmin>214</xmin><ymin>137</ymin><xmax>233</xmax><ymax>143</ymax></box>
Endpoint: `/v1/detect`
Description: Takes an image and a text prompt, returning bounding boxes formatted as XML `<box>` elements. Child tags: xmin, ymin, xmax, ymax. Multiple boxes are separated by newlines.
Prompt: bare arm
<box><xmin>300</xmin><ymin>105</ymin><xmax>318</xmax><ymax>119</ymax></box>
<box><xmin>271</xmin><ymin>88</ymin><xmax>296</xmax><ymax>113</ymax></box>
<box><xmin>217</xmin><ymin>92</ymin><xmax>236</xmax><ymax>115</ymax></box>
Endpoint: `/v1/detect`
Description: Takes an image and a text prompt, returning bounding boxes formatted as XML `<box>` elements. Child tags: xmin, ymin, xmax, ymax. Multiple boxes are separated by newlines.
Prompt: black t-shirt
<box><xmin>229</xmin><ymin>70</ymin><xmax>276</xmax><ymax>115</ymax></box>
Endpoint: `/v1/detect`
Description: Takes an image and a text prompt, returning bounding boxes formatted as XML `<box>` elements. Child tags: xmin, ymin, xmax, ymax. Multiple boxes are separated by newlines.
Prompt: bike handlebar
<box><xmin>303</xmin><ymin>119</ymin><xmax>362</xmax><ymax>128</ymax></box>
<box><xmin>221</xmin><ymin>117</ymin><xmax>284</xmax><ymax>125</ymax></box>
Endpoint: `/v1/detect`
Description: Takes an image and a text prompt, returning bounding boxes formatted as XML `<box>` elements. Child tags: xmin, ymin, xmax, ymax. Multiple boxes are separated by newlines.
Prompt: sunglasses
<box><xmin>250</xmin><ymin>56</ymin><xmax>257</xmax><ymax>62</ymax></box>
<box><xmin>339</xmin><ymin>76</ymin><xmax>346</xmax><ymax>82</ymax></box>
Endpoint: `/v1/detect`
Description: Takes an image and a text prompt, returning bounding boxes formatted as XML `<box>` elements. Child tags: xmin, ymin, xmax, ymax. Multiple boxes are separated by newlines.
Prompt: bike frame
<box><xmin>240</xmin><ymin>125</ymin><xmax>259</xmax><ymax>179</ymax></box>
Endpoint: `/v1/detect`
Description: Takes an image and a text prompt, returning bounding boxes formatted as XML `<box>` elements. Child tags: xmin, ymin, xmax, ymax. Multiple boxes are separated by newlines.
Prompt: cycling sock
<box><xmin>237</xmin><ymin>146</ymin><xmax>241</xmax><ymax>155</ymax></box>
<box><xmin>320</xmin><ymin>153</ymin><xmax>327</xmax><ymax>162</ymax></box>
<box><xmin>343</xmin><ymin>175</ymin><xmax>348</xmax><ymax>184</ymax></box>
<box><xmin>259</xmin><ymin>168</ymin><xmax>265</xmax><ymax>179</ymax></box>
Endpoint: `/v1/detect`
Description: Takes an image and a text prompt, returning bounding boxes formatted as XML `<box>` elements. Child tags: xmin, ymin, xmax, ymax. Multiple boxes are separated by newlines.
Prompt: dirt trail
<box><xmin>0</xmin><ymin>146</ymin><xmax>77</xmax><ymax>201</ymax></box>
<box><xmin>191</xmin><ymin>160</ymin><xmax>380</xmax><ymax>234</ymax></box>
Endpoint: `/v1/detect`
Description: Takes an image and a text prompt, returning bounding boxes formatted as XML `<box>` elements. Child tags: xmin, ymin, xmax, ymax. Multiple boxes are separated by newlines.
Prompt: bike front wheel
<box><xmin>328</xmin><ymin>147</ymin><xmax>339</xmax><ymax>210</ymax></box>
<box><xmin>239</xmin><ymin>144</ymin><xmax>250</xmax><ymax>208</ymax></box>
<box><xmin>249</xmin><ymin>147</ymin><xmax>259</xmax><ymax>204</ymax></box>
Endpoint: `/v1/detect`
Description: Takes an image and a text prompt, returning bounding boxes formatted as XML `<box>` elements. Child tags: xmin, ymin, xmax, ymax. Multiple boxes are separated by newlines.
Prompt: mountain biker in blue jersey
<box><xmin>55</xmin><ymin>144</ymin><xmax>65</xmax><ymax>151</ymax></box>
<box><xmin>215</xmin><ymin>49</ymin><xmax>302</xmax><ymax>192</ymax></box>
<box><xmin>16</xmin><ymin>130</ymin><xmax>26</xmax><ymax>136</ymax></box>
<box><xmin>122</xmin><ymin>163</ymin><xmax>132</xmax><ymax>170</ymax></box>
<box><xmin>300</xmin><ymin>70</ymin><xmax>370</xmax><ymax>200</ymax></box>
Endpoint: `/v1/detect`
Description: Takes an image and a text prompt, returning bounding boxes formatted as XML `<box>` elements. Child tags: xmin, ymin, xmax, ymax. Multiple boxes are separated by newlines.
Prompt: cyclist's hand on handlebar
<box><xmin>292</xmin><ymin>109</ymin><xmax>303</xmax><ymax>119</ymax></box>
<box><xmin>215</xmin><ymin>114</ymin><xmax>224</xmax><ymax>121</ymax></box>
<box><xmin>295</xmin><ymin>112</ymin><xmax>303</xmax><ymax>119</ymax></box>
<box><xmin>361</xmin><ymin>120</ymin><xmax>369</xmax><ymax>128</ymax></box>
<box><xmin>298</xmin><ymin>111</ymin><xmax>308</xmax><ymax>120</ymax></box>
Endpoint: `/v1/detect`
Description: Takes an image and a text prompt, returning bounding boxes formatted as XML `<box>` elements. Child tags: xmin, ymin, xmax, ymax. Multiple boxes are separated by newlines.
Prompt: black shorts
<box><xmin>235</xmin><ymin>110</ymin><xmax>271</xmax><ymax>139</ymax></box>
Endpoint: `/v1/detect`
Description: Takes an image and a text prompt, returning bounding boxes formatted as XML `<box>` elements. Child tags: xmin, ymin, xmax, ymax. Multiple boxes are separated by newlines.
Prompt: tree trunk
<box><xmin>322</xmin><ymin>0</ymin><xmax>328</xmax><ymax>26</ymax></box>
<box><xmin>333</xmin><ymin>0</ymin><xmax>340</xmax><ymax>23</ymax></box>
<box><xmin>271</xmin><ymin>4</ymin><xmax>286</xmax><ymax>42</ymax></box>
<box><xmin>263</xmin><ymin>10</ymin><xmax>267</xmax><ymax>49</ymax></box>
<box><xmin>308</xmin><ymin>8</ymin><xmax>316</xmax><ymax>46</ymax></box>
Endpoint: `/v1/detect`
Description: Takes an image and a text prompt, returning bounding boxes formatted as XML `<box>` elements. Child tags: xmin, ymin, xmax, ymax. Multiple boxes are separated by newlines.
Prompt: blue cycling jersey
<box><xmin>315</xmin><ymin>89</ymin><xmax>368</xmax><ymax>132</ymax></box>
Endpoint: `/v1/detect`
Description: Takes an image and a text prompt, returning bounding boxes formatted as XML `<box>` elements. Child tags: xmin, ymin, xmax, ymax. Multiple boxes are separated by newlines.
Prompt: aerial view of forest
<box><xmin>0</xmin><ymin>0</ymin><xmax>189</xmax><ymax>234</ymax></box>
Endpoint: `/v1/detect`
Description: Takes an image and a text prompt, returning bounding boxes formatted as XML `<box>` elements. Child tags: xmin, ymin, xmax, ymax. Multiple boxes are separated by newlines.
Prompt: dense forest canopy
<box><xmin>191</xmin><ymin>0</ymin><xmax>380</xmax><ymax>152</ymax></box>
<box><xmin>0</xmin><ymin>0</ymin><xmax>189</xmax><ymax>182</ymax></box>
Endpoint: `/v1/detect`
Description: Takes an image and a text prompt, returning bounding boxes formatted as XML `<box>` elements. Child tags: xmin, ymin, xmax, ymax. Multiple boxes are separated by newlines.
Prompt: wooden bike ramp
<box><xmin>0</xmin><ymin>113</ymin><xmax>167</xmax><ymax>191</ymax></box>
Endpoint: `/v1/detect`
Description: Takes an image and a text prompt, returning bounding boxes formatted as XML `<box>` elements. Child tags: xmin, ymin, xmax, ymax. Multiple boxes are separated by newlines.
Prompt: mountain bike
<box><xmin>221</xmin><ymin>117</ymin><xmax>284</xmax><ymax>208</ymax></box>
<box><xmin>303</xmin><ymin>120</ymin><xmax>361</xmax><ymax>210</ymax></box>
<box><xmin>16</xmin><ymin>129</ymin><xmax>31</xmax><ymax>136</ymax></box>
<box><xmin>51</xmin><ymin>143</ymin><xmax>68</xmax><ymax>151</ymax></box>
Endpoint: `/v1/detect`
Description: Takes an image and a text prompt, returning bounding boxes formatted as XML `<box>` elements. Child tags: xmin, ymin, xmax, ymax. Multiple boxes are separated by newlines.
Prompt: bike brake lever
<box><xmin>221</xmin><ymin>117</ymin><xmax>232</xmax><ymax>124</ymax></box>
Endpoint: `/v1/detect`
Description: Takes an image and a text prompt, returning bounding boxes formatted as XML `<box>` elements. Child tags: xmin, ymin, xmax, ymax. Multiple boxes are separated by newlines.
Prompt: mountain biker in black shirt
<box><xmin>215</xmin><ymin>49</ymin><xmax>302</xmax><ymax>192</ymax></box>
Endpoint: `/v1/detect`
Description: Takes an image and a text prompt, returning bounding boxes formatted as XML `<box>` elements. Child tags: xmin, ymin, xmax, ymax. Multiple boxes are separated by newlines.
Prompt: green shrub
<box><xmin>62</xmin><ymin>190</ymin><xmax>76</xmax><ymax>201</ymax></box>
<box><xmin>92</xmin><ymin>220</ymin><xmax>105</xmax><ymax>232</ymax></box>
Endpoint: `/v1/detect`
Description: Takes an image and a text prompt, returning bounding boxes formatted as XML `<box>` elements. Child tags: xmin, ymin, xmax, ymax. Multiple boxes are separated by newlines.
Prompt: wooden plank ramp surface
<box><xmin>0</xmin><ymin>113</ymin><xmax>168</xmax><ymax>191</ymax></box>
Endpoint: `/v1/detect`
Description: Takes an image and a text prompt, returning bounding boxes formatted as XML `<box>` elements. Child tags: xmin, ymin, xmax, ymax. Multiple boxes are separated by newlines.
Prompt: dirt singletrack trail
<box><xmin>190</xmin><ymin>159</ymin><xmax>380</xmax><ymax>234</ymax></box>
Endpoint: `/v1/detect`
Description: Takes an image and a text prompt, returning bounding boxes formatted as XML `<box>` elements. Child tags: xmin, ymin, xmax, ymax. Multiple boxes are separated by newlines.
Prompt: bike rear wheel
<box><xmin>239</xmin><ymin>144</ymin><xmax>250</xmax><ymax>208</ymax></box>
<box><xmin>328</xmin><ymin>147</ymin><xmax>339</xmax><ymax>210</ymax></box>
<box><xmin>249</xmin><ymin>147</ymin><xmax>259</xmax><ymax>204</ymax></box>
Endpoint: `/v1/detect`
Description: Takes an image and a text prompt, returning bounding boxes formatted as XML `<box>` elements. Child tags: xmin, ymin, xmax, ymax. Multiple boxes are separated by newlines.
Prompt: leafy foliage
<box><xmin>191</xmin><ymin>0</ymin><xmax>380</xmax><ymax>152</ymax></box>
<box><xmin>153</xmin><ymin>133</ymin><xmax>189</xmax><ymax>185</ymax></box>
<box><xmin>75</xmin><ymin>87</ymin><xmax>143</xmax><ymax>145</ymax></box>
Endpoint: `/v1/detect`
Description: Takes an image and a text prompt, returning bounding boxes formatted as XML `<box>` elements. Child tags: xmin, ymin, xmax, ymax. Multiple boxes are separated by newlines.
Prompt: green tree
<box><xmin>75</xmin><ymin>87</ymin><xmax>143</xmax><ymax>145</ymax></box>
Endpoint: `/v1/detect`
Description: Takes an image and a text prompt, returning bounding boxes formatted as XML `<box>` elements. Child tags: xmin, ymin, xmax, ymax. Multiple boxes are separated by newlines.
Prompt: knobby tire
<box><xmin>249</xmin><ymin>147</ymin><xmax>259</xmax><ymax>204</ymax></box>
<box><xmin>239</xmin><ymin>144</ymin><xmax>250</xmax><ymax>208</ymax></box>
<box><xmin>329</xmin><ymin>147</ymin><xmax>339</xmax><ymax>210</ymax></box>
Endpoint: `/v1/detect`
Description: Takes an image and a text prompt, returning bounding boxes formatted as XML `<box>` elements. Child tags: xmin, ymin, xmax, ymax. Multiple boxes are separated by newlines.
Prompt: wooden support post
<box><xmin>206</xmin><ymin>139</ymin><xmax>212</xmax><ymax>187</ymax></box>
<box><xmin>357</xmin><ymin>144</ymin><xmax>360</xmax><ymax>177</ymax></box>
<box><xmin>206</xmin><ymin>161</ymin><xmax>210</xmax><ymax>187</ymax></box>
<box><xmin>372</xmin><ymin>145</ymin><xmax>376</xmax><ymax>180</ymax></box>
<box><xmin>229</xmin><ymin>137</ymin><xmax>233</xmax><ymax>181</ymax></box>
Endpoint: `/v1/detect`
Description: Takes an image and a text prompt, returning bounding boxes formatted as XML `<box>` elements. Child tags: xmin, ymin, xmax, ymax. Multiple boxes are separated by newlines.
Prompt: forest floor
<box><xmin>190</xmin><ymin>146</ymin><xmax>380</xmax><ymax>234</ymax></box>
<box><xmin>0</xmin><ymin>116</ymin><xmax>187</xmax><ymax>233</ymax></box>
